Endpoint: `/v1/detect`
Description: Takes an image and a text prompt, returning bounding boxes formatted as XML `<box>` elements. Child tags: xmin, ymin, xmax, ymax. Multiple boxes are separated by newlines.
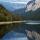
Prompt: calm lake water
<box><xmin>0</xmin><ymin>23</ymin><xmax>40</xmax><ymax>40</ymax></box>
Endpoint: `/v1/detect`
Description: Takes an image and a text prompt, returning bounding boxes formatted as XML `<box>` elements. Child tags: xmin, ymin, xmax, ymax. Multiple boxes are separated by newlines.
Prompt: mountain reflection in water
<box><xmin>0</xmin><ymin>23</ymin><xmax>40</xmax><ymax>40</ymax></box>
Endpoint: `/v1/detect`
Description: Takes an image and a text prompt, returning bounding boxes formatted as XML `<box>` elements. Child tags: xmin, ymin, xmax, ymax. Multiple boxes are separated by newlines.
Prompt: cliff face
<box><xmin>25</xmin><ymin>1</ymin><xmax>40</xmax><ymax>39</ymax></box>
<box><xmin>32</xmin><ymin>0</ymin><xmax>40</xmax><ymax>11</ymax></box>
<box><xmin>25</xmin><ymin>0</ymin><xmax>40</xmax><ymax>20</ymax></box>
<box><xmin>25</xmin><ymin>30</ymin><xmax>40</xmax><ymax>40</ymax></box>
<box><xmin>25</xmin><ymin>0</ymin><xmax>40</xmax><ymax>12</ymax></box>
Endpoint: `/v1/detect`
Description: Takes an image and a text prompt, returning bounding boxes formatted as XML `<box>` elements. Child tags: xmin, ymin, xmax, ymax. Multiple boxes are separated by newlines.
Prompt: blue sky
<box><xmin>0</xmin><ymin>0</ymin><xmax>31</xmax><ymax>4</ymax></box>
<box><xmin>0</xmin><ymin>0</ymin><xmax>31</xmax><ymax>11</ymax></box>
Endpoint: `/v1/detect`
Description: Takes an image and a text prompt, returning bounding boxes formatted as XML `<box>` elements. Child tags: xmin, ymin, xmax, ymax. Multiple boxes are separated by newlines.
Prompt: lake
<box><xmin>0</xmin><ymin>22</ymin><xmax>40</xmax><ymax>40</ymax></box>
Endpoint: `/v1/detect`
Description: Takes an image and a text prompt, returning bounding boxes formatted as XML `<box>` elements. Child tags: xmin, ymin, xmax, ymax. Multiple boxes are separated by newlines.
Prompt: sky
<box><xmin>0</xmin><ymin>0</ymin><xmax>31</xmax><ymax>40</ymax></box>
<box><xmin>0</xmin><ymin>0</ymin><xmax>31</xmax><ymax>11</ymax></box>
<box><xmin>0</xmin><ymin>0</ymin><xmax>31</xmax><ymax>4</ymax></box>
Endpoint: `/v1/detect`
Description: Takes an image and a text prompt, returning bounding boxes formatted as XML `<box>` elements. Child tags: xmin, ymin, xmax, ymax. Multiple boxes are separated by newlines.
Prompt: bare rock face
<box><xmin>32</xmin><ymin>0</ymin><xmax>40</xmax><ymax>11</ymax></box>
<box><xmin>25</xmin><ymin>30</ymin><xmax>40</xmax><ymax>40</ymax></box>
<box><xmin>25</xmin><ymin>0</ymin><xmax>40</xmax><ymax>12</ymax></box>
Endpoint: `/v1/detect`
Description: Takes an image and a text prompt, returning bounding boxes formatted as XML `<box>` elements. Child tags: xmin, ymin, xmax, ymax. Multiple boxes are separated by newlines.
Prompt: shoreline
<box><xmin>0</xmin><ymin>20</ymin><xmax>40</xmax><ymax>25</ymax></box>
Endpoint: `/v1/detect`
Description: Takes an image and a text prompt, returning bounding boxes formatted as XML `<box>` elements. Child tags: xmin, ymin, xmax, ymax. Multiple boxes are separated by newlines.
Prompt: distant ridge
<box><xmin>13</xmin><ymin>8</ymin><xmax>26</xmax><ymax>16</ymax></box>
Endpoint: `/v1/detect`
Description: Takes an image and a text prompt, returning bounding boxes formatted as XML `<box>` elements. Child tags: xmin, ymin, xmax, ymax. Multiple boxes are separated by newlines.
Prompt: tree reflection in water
<box><xmin>0</xmin><ymin>23</ymin><xmax>25</xmax><ymax>38</ymax></box>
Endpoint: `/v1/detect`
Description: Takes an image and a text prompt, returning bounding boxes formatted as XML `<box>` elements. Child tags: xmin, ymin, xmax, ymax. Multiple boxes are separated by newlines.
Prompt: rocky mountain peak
<box><xmin>25</xmin><ymin>0</ymin><xmax>40</xmax><ymax>12</ymax></box>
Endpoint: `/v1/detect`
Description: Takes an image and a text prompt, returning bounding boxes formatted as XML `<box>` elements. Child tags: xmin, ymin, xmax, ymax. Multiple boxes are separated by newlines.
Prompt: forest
<box><xmin>0</xmin><ymin>4</ymin><xmax>23</xmax><ymax>22</ymax></box>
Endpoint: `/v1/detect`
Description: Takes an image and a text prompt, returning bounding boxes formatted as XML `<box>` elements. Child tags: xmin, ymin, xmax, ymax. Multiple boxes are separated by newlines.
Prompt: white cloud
<box><xmin>0</xmin><ymin>0</ymin><xmax>31</xmax><ymax>4</ymax></box>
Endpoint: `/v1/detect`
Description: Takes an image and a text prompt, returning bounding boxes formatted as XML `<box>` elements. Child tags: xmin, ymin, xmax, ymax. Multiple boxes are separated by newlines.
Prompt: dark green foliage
<box><xmin>0</xmin><ymin>4</ymin><xmax>23</xmax><ymax>21</ymax></box>
<box><xmin>0</xmin><ymin>4</ymin><xmax>23</xmax><ymax>38</ymax></box>
<box><xmin>26</xmin><ymin>8</ymin><xmax>40</xmax><ymax>20</ymax></box>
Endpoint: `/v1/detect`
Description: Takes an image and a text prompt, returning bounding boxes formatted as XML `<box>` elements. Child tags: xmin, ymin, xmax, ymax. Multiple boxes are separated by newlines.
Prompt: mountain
<box><xmin>0</xmin><ymin>4</ymin><xmax>23</xmax><ymax>22</ymax></box>
<box><xmin>25</xmin><ymin>8</ymin><xmax>40</xmax><ymax>20</ymax></box>
<box><xmin>13</xmin><ymin>8</ymin><xmax>26</xmax><ymax>16</ymax></box>
<box><xmin>26</xmin><ymin>0</ymin><xmax>40</xmax><ymax>12</ymax></box>
<box><xmin>0</xmin><ymin>4</ymin><xmax>24</xmax><ymax>38</ymax></box>
<box><xmin>0</xmin><ymin>4</ymin><xmax>13</xmax><ymax>21</ymax></box>
<box><xmin>24</xmin><ymin>0</ymin><xmax>40</xmax><ymax>20</ymax></box>
<box><xmin>0</xmin><ymin>2</ymin><xmax>26</xmax><ymax>11</ymax></box>
<box><xmin>27</xmin><ymin>0</ymin><xmax>35</xmax><ymax>5</ymax></box>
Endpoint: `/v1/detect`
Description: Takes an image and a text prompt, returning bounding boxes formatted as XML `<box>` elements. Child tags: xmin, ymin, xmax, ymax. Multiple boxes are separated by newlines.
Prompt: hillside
<box><xmin>0</xmin><ymin>4</ymin><xmax>23</xmax><ymax>21</ymax></box>
<box><xmin>25</xmin><ymin>8</ymin><xmax>40</xmax><ymax>20</ymax></box>
<box><xmin>0</xmin><ymin>4</ymin><xmax>23</xmax><ymax>38</ymax></box>
<box><xmin>13</xmin><ymin>8</ymin><xmax>26</xmax><ymax>16</ymax></box>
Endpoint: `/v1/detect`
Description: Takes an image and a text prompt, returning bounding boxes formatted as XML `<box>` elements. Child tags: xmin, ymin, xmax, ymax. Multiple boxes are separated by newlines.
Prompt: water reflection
<box><xmin>0</xmin><ymin>23</ymin><xmax>28</xmax><ymax>40</ymax></box>
<box><xmin>0</xmin><ymin>23</ymin><xmax>40</xmax><ymax>40</ymax></box>
<box><xmin>2</xmin><ymin>31</ymin><xmax>28</xmax><ymax>40</ymax></box>
<box><xmin>0</xmin><ymin>23</ymin><xmax>26</xmax><ymax>38</ymax></box>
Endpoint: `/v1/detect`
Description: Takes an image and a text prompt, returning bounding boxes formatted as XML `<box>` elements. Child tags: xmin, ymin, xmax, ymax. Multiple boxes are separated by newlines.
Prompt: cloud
<box><xmin>0</xmin><ymin>0</ymin><xmax>31</xmax><ymax>4</ymax></box>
